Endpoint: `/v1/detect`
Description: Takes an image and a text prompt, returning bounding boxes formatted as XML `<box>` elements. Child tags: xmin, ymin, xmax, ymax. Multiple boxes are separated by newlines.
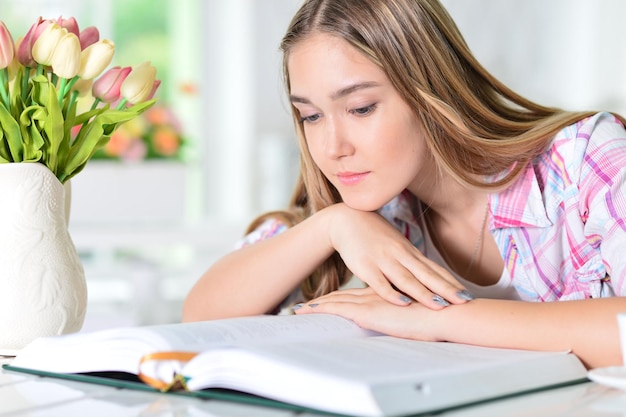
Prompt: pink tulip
<box><xmin>54</xmin><ymin>16</ymin><xmax>99</xmax><ymax>50</ymax></box>
<box><xmin>0</xmin><ymin>21</ymin><xmax>15</xmax><ymax>70</ymax></box>
<box><xmin>78</xmin><ymin>26</ymin><xmax>99</xmax><ymax>50</ymax></box>
<box><xmin>17</xmin><ymin>17</ymin><xmax>50</xmax><ymax>67</ymax></box>
<box><xmin>56</xmin><ymin>16</ymin><xmax>79</xmax><ymax>37</ymax></box>
<box><xmin>92</xmin><ymin>66</ymin><xmax>132</xmax><ymax>103</ymax></box>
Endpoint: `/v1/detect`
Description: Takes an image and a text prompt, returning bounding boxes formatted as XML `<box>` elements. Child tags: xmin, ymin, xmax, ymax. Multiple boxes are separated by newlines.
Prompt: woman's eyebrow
<box><xmin>290</xmin><ymin>81</ymin><xmax>381</xmax><ymax>104</ymax></box>
<box><xmin>330</xmin><ymin>81</ymin><xmax>380</xmax><ymax>100</ymax></box>
<box><xmin>290</xmin><ymin>94</ymin><xmax>311</xmax><ymax>104</ymax></box>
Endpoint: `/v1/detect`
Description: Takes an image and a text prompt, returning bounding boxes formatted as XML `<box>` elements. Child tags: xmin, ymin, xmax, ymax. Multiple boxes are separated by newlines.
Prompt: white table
<box><xmin>2</xmin><ymin>357</ymin><xmax>625</xmax><ymax>417</ymax></box>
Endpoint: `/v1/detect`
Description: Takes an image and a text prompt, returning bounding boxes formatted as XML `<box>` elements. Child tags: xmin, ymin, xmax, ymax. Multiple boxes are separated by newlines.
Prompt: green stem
<box><xmin>0</xmin><ymin>69</ymin><xmax>10</xmax><ymax>110</ymax></box>
<box><xmin>115</xmin><ymin>98</ymin><xmax>128</xmax><ymax>110</ymax></box>
<box><xmin>36</xmin><ymin>64</ymin><xmax>44</xmax><ymax>77</ymax></box>
<box><xmin>64</xmin><ymin>76</ymin><xmax>80</xmax><ymax>97</ymax></box>
<box><xmin>70</xmin><ymin>90</ymin><xmax>79</xmax><ymax>107</ymax></box>
<box><xmin>21</xmin><ymin>67</ymin><xmax>30</xmax><ymax>102</ymax></box>
<box><xmin>67</xmin><ymin>90</ymin><xmax>79</xmax><ymax>122</ymax></box>
<box><xmin>90</xmin><ymin>97</ymin><xmax>102</xmax><ymax>111</ymax></box>
<box><xmin>57</xmin><ymin>78</ymin><xmax>68</xmax><ymax>106</ymax></box>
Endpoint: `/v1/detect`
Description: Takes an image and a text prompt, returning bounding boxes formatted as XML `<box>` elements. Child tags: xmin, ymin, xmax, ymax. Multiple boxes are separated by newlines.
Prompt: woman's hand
<box><xmin>326</xmin><ymin>204</ymin><xmax>473</xmax><ymax>309</ymax></box>
<box><xmin>295</xmin><ymin>287</ymin><xmax>626</xmax><ymax>369</ymax></box>
<box><xmin>294</xmin><ymin>287</ymin><xmax>443</xmax><ymax>340</ymax></box>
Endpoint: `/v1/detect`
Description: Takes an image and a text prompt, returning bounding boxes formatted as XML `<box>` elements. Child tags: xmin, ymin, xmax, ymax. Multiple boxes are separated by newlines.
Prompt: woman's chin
<box><xmin>340</xmin><ymin>197</ymin><xmax>387</xmax><ymax>212</ymax></box>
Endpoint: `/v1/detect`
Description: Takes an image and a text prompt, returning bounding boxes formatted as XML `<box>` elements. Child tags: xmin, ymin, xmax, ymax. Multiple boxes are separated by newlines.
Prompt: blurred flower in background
<box><xmin>92</xmin><ymin>104</ymin><xmax>185</xmax><ymax>161</ymax></box>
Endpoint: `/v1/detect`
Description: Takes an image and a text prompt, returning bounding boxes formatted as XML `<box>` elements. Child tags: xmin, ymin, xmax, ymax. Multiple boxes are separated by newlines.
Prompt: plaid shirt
<box><xmin>489</xmin><ymin>112</ymin><xmax>626</xmax><ymax>300</ymax></box>
<box><xmin>241</xmin><ymin>112</ymin><xmax>626</xmax><ymax>302</ymax></box>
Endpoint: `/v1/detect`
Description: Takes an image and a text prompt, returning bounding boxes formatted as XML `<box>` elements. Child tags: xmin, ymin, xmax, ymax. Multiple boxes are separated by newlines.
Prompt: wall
<box><xmin>443</xmin><ymin>0</ymin><xmax>626</xmax><ymax>115</ymax></box>
<box><xmin>199</xmin><ymin>1</ymin><xmax>302</xmax><ymax>223</ymax></box>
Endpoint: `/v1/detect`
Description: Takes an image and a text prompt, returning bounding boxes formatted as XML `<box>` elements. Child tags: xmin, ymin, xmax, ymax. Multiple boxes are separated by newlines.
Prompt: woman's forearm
<box><xmin>433</xmin><ymin>297</ymin><xmax>626</xmax><ymax>368</ymax></box>
<box><xmin>182</xmin><ymin>207</ymin><xmax>336</xmax><ymax>321</ymax></box>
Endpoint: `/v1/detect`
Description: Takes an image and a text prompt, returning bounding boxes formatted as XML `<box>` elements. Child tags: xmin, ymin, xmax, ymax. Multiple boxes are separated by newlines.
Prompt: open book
<box><xmin>4</xmin><ymin>314</ymin><xmax>588</xmax><ymax>417</ymax></box>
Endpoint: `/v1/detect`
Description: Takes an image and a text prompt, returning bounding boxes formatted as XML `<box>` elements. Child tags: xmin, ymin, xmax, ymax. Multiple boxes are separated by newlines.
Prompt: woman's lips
<box><xmin>337</xmin><ymin>171</ymin><xmax>370</xmax><ymax>185</ymax></box>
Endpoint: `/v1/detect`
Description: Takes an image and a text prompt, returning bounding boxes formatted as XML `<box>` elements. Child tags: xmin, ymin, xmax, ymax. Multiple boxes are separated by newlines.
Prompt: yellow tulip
<box><xmin>120</xmin><ymin>61</ymin><xmax>157</xmax><ymax>104</ymax></box>
<box><xmin>78</xmin><ymin>39</ymin><xmax>114</xmax><ymax>80</ymax></box>
<box><xmin>50</xmin><ymin>31</ymin><xmax>81</xmax><ymax>78</ymax></box>
<box><xmin>32</xmin><ymin>23</ymin><xmax>65</xmax><ymax>66</ymax></box>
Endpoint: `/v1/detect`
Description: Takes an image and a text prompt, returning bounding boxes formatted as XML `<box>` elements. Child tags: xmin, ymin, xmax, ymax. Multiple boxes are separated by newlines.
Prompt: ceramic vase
<box><xmin>0</xmin><ymin>162</ymin><xmax>87</xmax><ymax>355</ymax></box>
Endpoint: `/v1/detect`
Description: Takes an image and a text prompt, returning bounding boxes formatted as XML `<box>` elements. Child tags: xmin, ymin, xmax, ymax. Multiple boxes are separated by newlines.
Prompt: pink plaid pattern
<box><xmin>489</xmin><ymin>112</ymin><xmax>626</xmax><ymax>300</ymax></box>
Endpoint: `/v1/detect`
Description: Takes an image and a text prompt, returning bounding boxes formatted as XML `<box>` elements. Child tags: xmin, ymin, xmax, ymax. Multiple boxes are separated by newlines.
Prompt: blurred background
<box><xmin>4</xmin><ymin>0</ymin><xmax>626</xmax><ymax>329</ymax></box>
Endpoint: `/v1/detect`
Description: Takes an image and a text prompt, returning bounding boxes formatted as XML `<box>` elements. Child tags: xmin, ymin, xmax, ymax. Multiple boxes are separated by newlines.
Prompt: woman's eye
<box><xmin>299</xmin><ymin>113</ymin><xmax>321</xmax><ymax>124</ymax></box>
<box><xmin>350</xmin><ymin>104</ymin><xmax>377</xmax><ymax>117</ymax></box>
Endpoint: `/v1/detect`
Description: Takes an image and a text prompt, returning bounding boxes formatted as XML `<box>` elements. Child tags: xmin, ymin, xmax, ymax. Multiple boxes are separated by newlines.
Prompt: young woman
<box><xmin>183</xmin><ymin>0</ymin><xmax>626</xmax><ymax>369</ymax></box>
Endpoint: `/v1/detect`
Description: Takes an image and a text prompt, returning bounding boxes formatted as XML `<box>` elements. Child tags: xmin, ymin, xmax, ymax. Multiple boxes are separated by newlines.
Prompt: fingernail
<box><xmin>292</xmin><ymin>303</ymin><xmax>304</xmax><ymax>311</ymax></box>
<box><xmin>457</xmin><ymin>290</ymin><xmax>475</xmax><ymax>301</ymax></box>
<box><xmin>399</xmin><ymin>295</ymin><xmax>412</xmax><ymax>304</ymax></box>
<box><xmin>432</xmin><ymin>295</ymin><xmax>450</xmax><ymax>307</ymax></box>
<box><xmin>308</xmin><ymin>303</ymin><xmax>319</xmax><ymax>308</ymax></box>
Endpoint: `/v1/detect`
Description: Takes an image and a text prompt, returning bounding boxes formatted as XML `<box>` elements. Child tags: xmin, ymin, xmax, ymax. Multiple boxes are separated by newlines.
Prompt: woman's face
<box><xmin>288</xmin><ymin>33</ymin><xmax>430</xmax><ymax>211</ymax></box>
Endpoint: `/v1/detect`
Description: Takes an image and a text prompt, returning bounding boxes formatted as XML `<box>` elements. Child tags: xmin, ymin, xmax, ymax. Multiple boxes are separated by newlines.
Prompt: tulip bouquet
<box><xmin>0</xmin><ymin>16</ymin><xmax>159</xmax><ymax>183</ymax></box>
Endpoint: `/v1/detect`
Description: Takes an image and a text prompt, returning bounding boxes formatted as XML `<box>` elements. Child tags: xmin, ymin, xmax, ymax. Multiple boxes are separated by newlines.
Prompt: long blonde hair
<box><xmin>247</xmin><ymin>0</ymin><xmax>615</xmax><ymax>300</ymax></box>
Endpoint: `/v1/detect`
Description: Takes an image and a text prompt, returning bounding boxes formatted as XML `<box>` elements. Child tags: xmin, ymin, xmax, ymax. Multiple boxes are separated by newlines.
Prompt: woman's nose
<box><xmin>324</xmin><ymin>119</ymin><xmax>355</xmax><ymax>159</ymax></box>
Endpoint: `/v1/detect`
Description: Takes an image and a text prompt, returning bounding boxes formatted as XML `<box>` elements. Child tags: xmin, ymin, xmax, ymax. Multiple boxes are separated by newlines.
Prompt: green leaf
<box><xmin>0</xmin><ymin>140</ymin><xmax>10</xmax><ymax>161</ymax></box>
<box><xmin>19</xmin><ymin>105</ymin><xmax>47</xmax><ymax>163</ymax></box>
<box><xmin>10</xmin><ymin>67</ymin><xmax>27</xmax><ymax>118</ymax></box>
<box><xmin>126</xmin><ymin>99</ymin><xmax>156</xmax><ymax>115</ymax></box>
<box><xmin>23</xmin><ymin>124</ymin><xmax>44</xmax><ymax>162</ymax></box>
<box><xmin>59</xmin><ymin>101</ymin><xmax>78</xmax><ymax>174</ymax></box>
<box><xmin>73</xmin><ymin>106</ymin><xmax>107</xmax><ymax>125</ymax></box>
<box><xmin>0</xmin><ymin>119</ymin><xmax>12</xmax><ymax>162</ymax></box>
<box><xmin>58</xmin><ymin>99</ymin><xmax>156</xmax><ymax>182</ymax></box>
<box><xmin>0</xmin><ymin>101</ymin><xmax>23</xmax><ymax>162</ymax></box>
<box><xmin>30</xmin><ymin>75</ymin><xmax>65</xmax><ymax>175</ymax></box>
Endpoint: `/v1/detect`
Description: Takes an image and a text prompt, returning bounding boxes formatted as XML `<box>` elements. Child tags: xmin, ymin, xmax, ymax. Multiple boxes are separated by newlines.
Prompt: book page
<box><xmin>11</xmin><ymin>314</ymin><xmax>376</xmax><ymax>377</ymax></box>
<box><xmin>142</xmin><ymin>313</ymin><xmax>378</xmax><ymax>350</ymax></box>
<box><xmin>140</xmin><ymin>314</ymin><xmax>379</xmax><ymax>381</ymax></box>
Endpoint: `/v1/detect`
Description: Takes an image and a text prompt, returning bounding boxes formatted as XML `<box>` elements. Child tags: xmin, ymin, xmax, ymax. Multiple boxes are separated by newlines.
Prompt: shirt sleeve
<box><xmin>579</xmin><ymin>114</ymin><xmax>626</xmax><ymax>296</ymax></box>
<box><xmin>234</xmin><ymin>218</ymin><xmax>289</xmax><ymax>249</ymax></box>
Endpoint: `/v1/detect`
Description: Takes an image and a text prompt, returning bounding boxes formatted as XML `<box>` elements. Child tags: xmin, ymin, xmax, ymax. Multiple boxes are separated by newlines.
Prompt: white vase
<box><xmin>0</xmin><ymin>162</ymin><xmax>87</xmax><ymax>355</ymax></box>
